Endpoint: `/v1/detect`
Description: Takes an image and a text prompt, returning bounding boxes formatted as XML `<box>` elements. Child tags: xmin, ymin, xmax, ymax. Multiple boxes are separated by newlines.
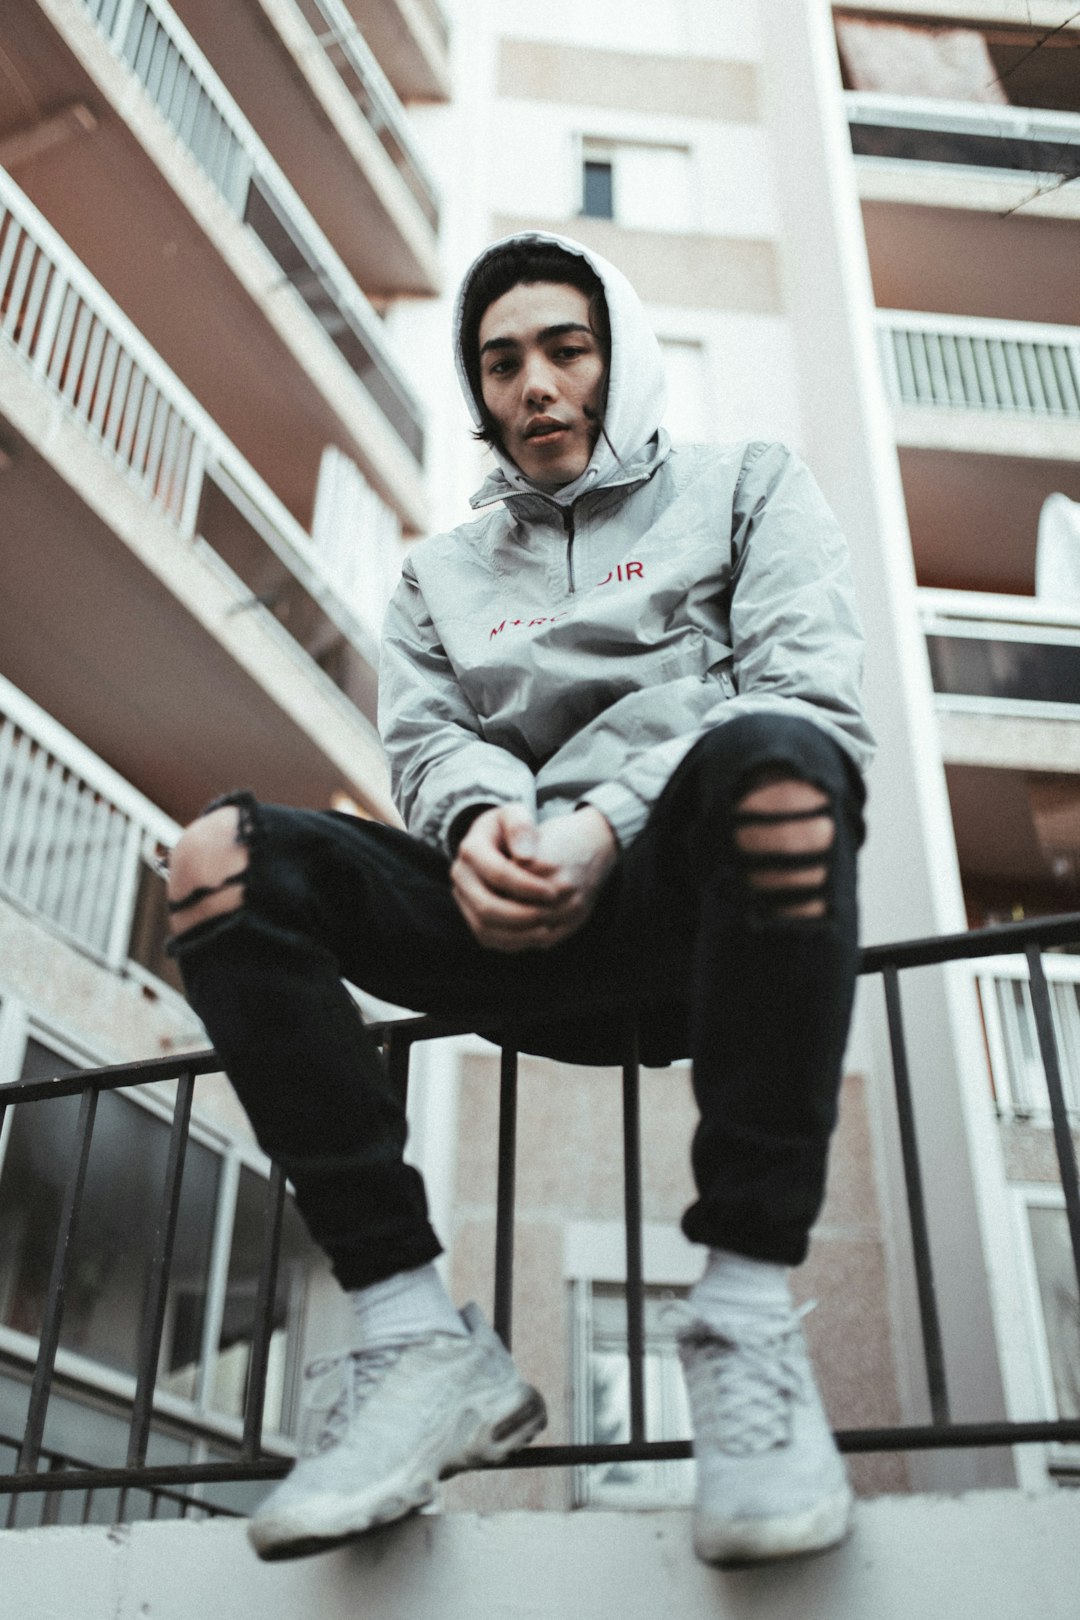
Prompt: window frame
<box><xmin>1010</xmin><ymin>1182</ymin><xmax>1080</xmax><ymax>1480</ymax></box>
<box><xmin>576</xmin><ymin>134</ymin><xmax>694</xmax><ymax>230</ymax></box>
<box><xmin>0</xmin><ymin>992</ymin><xmax>313</xmax><ymax>1459</ymax></box>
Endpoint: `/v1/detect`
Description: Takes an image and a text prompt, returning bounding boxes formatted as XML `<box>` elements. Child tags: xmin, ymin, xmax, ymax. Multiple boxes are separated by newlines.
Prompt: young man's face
<box><xmin>477</xmin><ymin>281</ymin><xmax>606</xmax><ymax>487</ymax></box>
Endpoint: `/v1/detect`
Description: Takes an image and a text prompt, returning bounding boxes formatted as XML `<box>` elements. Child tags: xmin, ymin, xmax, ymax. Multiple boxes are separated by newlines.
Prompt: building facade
<box><xmin>0</xmin><ymin>0</ymin><xmax>449</xmax><ymax>1520</ymax></box>
<box><xmin>1</xmin><ymin>0</ymin><xmax>1078</xmax><ymax>1572</ymax></box>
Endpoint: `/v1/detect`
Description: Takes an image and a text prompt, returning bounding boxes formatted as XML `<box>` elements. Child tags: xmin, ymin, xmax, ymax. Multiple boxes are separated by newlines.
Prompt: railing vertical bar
<box><xmin>0</xmin><ymin>231</ymin><xmax>37</xmax><ymax>341</ymax></box>
<box><xmin>1025</xmin><ymin>945</ymin><xmax>1080</xmax><ymax>1306</ymax></box>
<box><xmin>493</xmin><ymin>1046</ymin><xmax>518</xmax><ymax>1350</ymax></box>
<box><xmin>621</xmin><ymin>1025</ymin><xmax>646</xmax><ymax>1445</ymax></box>
<box><xmin>127</xmin><ymin>1069</ymin><xmax>196</xmax><ymax>1467</ymax></box>
<box><xmin>241</xmin><ymin>1164</ymin><xmax>286</xmax><ymax>1459</ymax></box>
<box><xmin>882</xmin><ymin>966</ymin><xmax>950</xmax><ymax>1425</ymax></box>
<box><xmin>22</xmin><ymin>753</ymin><xmax>63</xmax><ymax>911</ymax></box>
<box><xmin>20</xmin><ymin>251</ymin><xmax>53</xmax><ymax>356</ymax></box>
<box><xmin>74</xmin><ymin>314</ymin><xmax>107</xmax><ymax>416</ymax></box>
<box><xmin>385</xmin><ymin>1027</ymin><xmax>411</xmax><ymax>1110</ymax></box>
<box><xmin>18</xmin><ymin>1087</ymin><xmax>99</xmax><ymax>1472</ymax></box>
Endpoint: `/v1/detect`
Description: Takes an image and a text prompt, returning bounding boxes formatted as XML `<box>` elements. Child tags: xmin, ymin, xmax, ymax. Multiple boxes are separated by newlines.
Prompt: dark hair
<box><xmin>460</xmin><ymin>241</ymin><xmax>611</xmax><ymax>451</ymax></box>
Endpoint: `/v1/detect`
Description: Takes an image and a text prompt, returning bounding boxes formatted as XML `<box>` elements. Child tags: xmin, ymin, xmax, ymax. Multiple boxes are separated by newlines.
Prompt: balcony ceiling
<box><xmin>343</xmin><ymin>0</ymin><xmax>450</xmax><ymax>102</ymax></box>
<box><xmin>0</xmin><ymin>5</ymin><xmax>420</xmax><ymax>531</ymax></box>
<box><xmin>899</xmin><ymin>447</ymin><xmax>1080</xmax><ymax>594</ymax></box>
<box><xmin>167</xmin><ymin>0</ymin><xmax>440</xmax><ymax>296</ymax></box>
<box><xmin>0</xmin><ymin>440</ymin><xmax>347</xmax><ymax>823</ymax></box>
<box><xmin>862</xmin><ymin>201</ymin><xmax>1080</xmax><ymax>329</ymax></box>
<box><xmin>947</xmin><ymin>764</ymin><xmax>1080</xmax><ymax>911</ymax></box>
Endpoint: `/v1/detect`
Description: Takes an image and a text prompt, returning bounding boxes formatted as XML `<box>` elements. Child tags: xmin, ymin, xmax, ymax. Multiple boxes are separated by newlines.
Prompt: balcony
<box><xmin>877</xmin><ymin>311</ymin><xmax>1080</xmax><ymax>461</ymax></box>
<box><xmin>919</xmin><ymin>591</ymin><xmax>1080</xmax><ymax>918</ymax></box>
<box><xmin>0</xmin><ymin>672</ymin><xmax>178</xmax><ymax>995</ymax></box>
<box><xmin>11</xmin><ymin>0</ymin><xmax>425</xmax><ymax>526</ymax></box>
<box><xmin>921</xmin><ymin>591</ymin><xmax>1080</xmax><ymax>724</ymax></box>
<box><xmin>165</xmin><ymin>0</ymin><xmax>441</xmax><ymax>294</ymax></box>
<box><xmin>0</xmin><ymin>163</ymin><xmax>396</xmax><ymax>821</ymax></box>
<box><xmin>847</xmin><ymin>91</ymin><xmax>1080</xmax><ymax>186</ymax></box>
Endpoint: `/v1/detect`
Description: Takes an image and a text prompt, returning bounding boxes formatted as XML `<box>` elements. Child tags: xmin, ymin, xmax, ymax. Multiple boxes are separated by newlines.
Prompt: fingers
<box><xmin>450</xmin><ymin>803</ymin><xmax>597</xmax><ymax>952</ymax></box>
<box><xmin>456</xmin><ymin>806</ymin><xmax>561</xmax><ymax>904</ymax></box>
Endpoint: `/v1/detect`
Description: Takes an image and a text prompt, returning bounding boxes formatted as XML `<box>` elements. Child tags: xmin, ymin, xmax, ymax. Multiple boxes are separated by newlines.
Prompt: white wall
<box><xmin>5</xmin><ymin>1493</ymin><xmax>1080</xmax><ymax>1620</ymax></box>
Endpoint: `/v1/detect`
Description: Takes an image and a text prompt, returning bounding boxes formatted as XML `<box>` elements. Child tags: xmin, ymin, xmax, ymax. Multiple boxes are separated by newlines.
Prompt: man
<box><xmin>167</xmin><ymin>231</ymin><xmax>873</xmax><ymax>1566</ymax></box>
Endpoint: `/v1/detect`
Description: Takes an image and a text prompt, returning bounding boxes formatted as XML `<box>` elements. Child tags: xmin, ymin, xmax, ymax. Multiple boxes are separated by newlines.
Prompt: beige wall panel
<box><xmin>498</xmin><ymin>39</ymin><xmax>759</xmax><ymax>121</ymax></box>
<box><xmin>493</xmin><ymin>215</ymin><xmax>783</xmax><ymax>313</ymax></box>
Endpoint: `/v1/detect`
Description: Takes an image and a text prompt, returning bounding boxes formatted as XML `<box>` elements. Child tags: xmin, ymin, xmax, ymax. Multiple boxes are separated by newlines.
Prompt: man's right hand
<box><xmin>451</xmin><ymin>803</ymin><xmax>569</xmax><ymax>952</ymax></box>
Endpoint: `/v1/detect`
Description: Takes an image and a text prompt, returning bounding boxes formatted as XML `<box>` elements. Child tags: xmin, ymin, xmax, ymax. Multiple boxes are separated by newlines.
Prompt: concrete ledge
<box><xmin>3</xmin><ymin>1492</ymin><xmax>1080</xmax><ymax>1619</ymax></box>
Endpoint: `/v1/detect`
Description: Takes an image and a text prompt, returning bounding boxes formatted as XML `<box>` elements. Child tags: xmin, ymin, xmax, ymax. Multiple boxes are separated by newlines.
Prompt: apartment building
<box><xmin>2</xmin><ymin>0</ymin><xmax>1080</xmax><ymax>1612</ymax></box>
<box><xmin>834</xmin><ymin>0</ymin><xmax>1080</xmax><ymax>1489</ymax></box>
<box><xmin>0</xmin><ymin>0</ymin><xmax>449</xmax><ymax>1520</ymax></box>
<box><xmin>404</xmin><ymin>0</ymin><xmax>1080</xmax><ymax>1520</ymax></box>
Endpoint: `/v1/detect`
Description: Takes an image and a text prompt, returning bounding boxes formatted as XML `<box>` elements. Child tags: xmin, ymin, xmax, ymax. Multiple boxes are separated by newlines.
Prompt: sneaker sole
<box><xmin>694</xmin><ymin>1484</ymin><xmax>853</xmax><ymax>1567</ymax></box>
<box><xmin>248</xmin><ymin>1384</ymin><xmax>546</xmax><ymax>1562</ymax></box>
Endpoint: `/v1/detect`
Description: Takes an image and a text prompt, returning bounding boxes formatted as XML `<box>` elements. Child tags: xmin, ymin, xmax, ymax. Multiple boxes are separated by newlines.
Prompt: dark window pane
<box><xmin>850</xmin><ymin>122</ymin><xmax>1080</xmax><ymax>179</ymax></box>
<box><xmin>208</xmin><ymin>1167</ymin><xmax>316</xmax><ymax>1437</ymax></box>
<box><xmin>1029</xmin><ymin>1206</ymin><xmax>1080</xmax><ymax>1420</ymax></box>
<box><xmin>927</xmin><ymin>636</ymin><xmax>1080</xmax><ymax>706</ymax></box>
<box><xmin>0</xmin><ymin>1043</ymin><xmax>219</xmax><ymax>1383</ymax></box>
<box><xmin>583</xmin><ymin>160</ymin><xmax>614</xmax><ymax>219</ymax></box>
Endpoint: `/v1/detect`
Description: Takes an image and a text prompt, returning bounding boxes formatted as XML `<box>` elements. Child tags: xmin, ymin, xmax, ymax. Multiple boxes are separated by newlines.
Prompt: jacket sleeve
<box><xmin>578</xmin><ymin>442</ymin><xmax>875</xmax><ymax>847</ymax></box>
<box><xmin>379</xmin><ymin>559</ymin><xmax>538</xmax><ymax>852</ymax></box>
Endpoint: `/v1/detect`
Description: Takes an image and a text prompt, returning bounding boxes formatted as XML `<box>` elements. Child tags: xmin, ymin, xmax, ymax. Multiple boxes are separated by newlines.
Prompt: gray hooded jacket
<box><xmin>379</xmin><ymin>231</ymin><xmax>875</xmax><ymax>854</ymax></box>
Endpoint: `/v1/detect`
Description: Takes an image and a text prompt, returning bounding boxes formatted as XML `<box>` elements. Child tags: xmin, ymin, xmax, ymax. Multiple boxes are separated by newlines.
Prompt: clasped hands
<box><xmin>451</xmin><ymin>803</ymin><xmax>617</xmax><ymax>953</ymax></box>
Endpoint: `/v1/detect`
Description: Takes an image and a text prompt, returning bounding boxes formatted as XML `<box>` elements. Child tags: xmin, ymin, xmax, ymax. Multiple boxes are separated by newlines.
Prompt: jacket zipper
<box><xmin>562</xmin><ymin>505</ymin><xmax>577</xmax><ymax>594</ymax></box>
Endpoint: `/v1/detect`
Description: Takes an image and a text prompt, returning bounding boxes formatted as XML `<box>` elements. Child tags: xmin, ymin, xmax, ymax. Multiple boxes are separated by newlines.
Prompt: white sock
<box><xmin>688</xmin><ymin>1247</ymin><xmax>792</xmax><ymax>1329</ymax></box>
<box><xmin>348</xmin><ymin>1262</ymin><xmax>467</xmax><ymax>1348</ymax></box>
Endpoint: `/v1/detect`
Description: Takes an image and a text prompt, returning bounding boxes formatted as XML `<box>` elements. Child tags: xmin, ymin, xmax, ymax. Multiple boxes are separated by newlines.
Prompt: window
<box><xmin>572</xmin><ymin>1282</ymin><xmax>694</xmax><ymax>1508</ymax></box>
<box><xmin>582</xmin><ymin>159</ymin><xmax>614</xmax><ymax>220</ymax></box>
<box><xmin>0</xmin><ymin>1006</ymin><xmax>324</xmax><ymax>1522</ymax></box>
<box><xmin>580</xmin><ymin>141</ymin><xmax>692</xmax><ymax>232</ymax></box>
<box><xmin>659</xmin><ymin>339</ymin><xmax>709</xmax><ymax>444</ymax></box>
<box><xmin>1013</xmin><ymin>1190</ymin><xmax>1080</xmax><ymax>1484</ymax></box>
<box><xmin>1028</xmin><ymin>1204</ymin><xmax>1080</xmax><ymax>1424</ymax></box>
<box><xmin>978</xmin><ymin>961</ymin><xmax>1080</xmax><ymax>1121</ymax></box>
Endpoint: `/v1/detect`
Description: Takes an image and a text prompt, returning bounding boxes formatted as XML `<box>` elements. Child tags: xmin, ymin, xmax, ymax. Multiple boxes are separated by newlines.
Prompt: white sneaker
<box><xmin>248</xmin><ymin>1303</ymin><xmax>546</xmax><ymax>1561</ymax></box>
<box><xmin>674</xmin><ymin>1303</ymin><xmax>853</xmax><ymax>1566</ymax></box>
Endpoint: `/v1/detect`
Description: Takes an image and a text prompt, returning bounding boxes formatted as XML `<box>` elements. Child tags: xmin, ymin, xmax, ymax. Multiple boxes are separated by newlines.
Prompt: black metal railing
<box><xmin>3</xmin><ymin>913</ymin><xmax>1080</xmax><ymax>1520</ymax></box>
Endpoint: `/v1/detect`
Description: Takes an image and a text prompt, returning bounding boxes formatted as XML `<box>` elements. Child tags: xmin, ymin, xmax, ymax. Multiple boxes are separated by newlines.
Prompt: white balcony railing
<box><xmin>878</xmin><ymin>310</ymin><xmax>1080</xmax><ymax>419</ymax></box>
<box><xmin>0</xmin><ymin>672</ymin><xmax>179</xmax><ymax>977</ymax></box>
<box><xmin>0</xmin><ymin>165</ymin><xmax>392</xmax><ymax>712</ymax></box>
<box><xmin>74</xmin><ymin>0</ymin><xmax>425</xmax><ymax>461</ymax></box>
<box><xmin>296</xmin><ymin>0</ymin><xmax>440</xmax><ymax>226</ymax></box>
<box><xmin>919</xmin><ymin>589</ymin><xmax>1080</xmax><ymax>718</ymax></box>
<box><xmin>977</xmin><ymin>953</ymin><xmax>1080</xmax><ymax>1121</ymax></box>
<box><xmin>846</xmin><ymin>89</ymin><xmax>1080</xmax><ymax>181</ymax></box>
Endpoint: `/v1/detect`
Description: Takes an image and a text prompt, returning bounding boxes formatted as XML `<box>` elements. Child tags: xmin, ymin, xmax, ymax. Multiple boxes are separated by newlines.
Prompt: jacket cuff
<box><xmin>577</xmin><ymin>782</ymin><xmax>650</xmax><ymax>849</ymax></box>
<box><xmin>446</xmin><ymin>803</ymin><xmax>497</xmax><ymax>858</ymax></box>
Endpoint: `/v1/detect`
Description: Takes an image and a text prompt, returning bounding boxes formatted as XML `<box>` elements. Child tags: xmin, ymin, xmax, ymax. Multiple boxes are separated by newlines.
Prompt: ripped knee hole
<box><xmin>166</xmin><ymin>806</ymin><xmax>251</xmax><ymax>933</ymax></box>
<box><xmin>732</xmin><ymin>777</ymin><xmax>834</xmax><ymax>919</ymax></box>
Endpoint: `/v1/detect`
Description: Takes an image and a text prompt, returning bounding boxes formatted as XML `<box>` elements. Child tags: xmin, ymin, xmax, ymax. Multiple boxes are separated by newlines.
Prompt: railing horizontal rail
<box><xmin>3</xmin><ymin>910</ymin><xmax>1080</xmax><ymax>1522</ymax></box>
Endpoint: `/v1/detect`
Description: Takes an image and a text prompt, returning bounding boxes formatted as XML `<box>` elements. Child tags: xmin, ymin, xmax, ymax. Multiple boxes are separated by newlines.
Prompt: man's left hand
<box><xmin>514</xmin><ymin>806</ymin><xmax>618</xmax><ymax>949</ymax></box>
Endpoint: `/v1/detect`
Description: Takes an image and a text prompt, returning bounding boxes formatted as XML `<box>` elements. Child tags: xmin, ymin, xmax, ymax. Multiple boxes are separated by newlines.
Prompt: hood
<box><xmin>453</xmin><ymin>229</ymin><xmax>667</xmax><ymax>509</ymax></box>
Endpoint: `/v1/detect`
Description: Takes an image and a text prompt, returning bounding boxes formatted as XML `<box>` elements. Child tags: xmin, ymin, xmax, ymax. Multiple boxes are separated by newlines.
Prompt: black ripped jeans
<box><xmin>169</xmin><ymin>715</ymin><xmax>865</xmax><ymax>1289</ymax></box>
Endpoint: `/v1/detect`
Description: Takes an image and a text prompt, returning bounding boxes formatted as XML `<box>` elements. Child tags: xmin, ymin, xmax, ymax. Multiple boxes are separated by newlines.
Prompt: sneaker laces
<box><xmin>673</xmin><ymin>1302</ymin><xmax>815</xmax><ymax>1459</ymax></box>
<box><xmin>300</xmin><ymin>1341</ymin><xmax>417</xmax><ymax>1454</ymax></box>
